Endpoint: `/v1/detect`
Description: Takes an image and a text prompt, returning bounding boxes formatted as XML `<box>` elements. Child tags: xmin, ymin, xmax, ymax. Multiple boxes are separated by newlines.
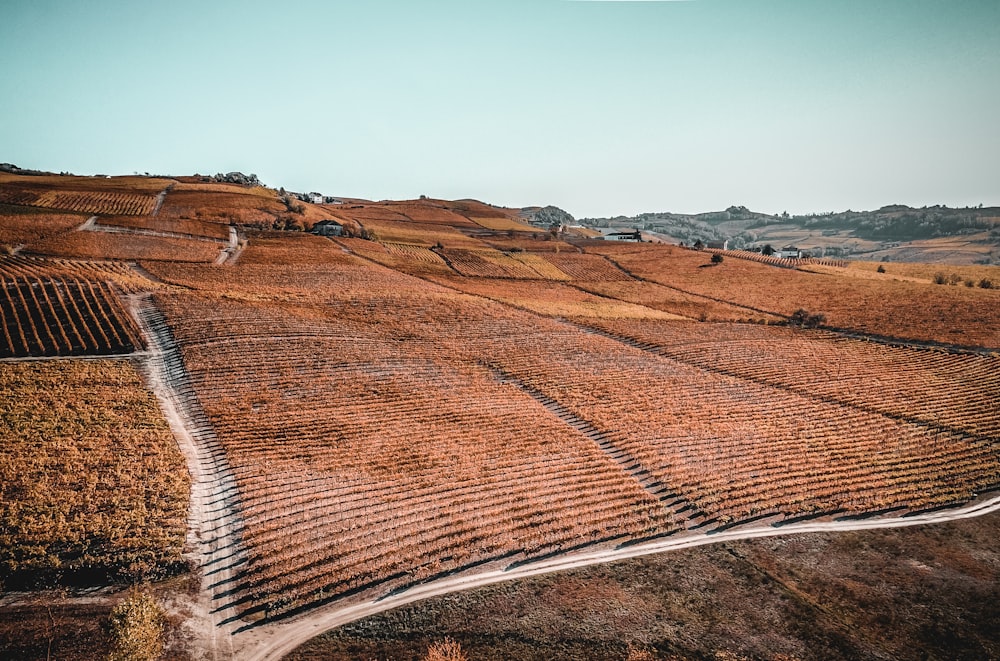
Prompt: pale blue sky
<box><xmin>2</xmin><ymin>0</ymin><xmax>997</xmax><ymax>217</ymax></box>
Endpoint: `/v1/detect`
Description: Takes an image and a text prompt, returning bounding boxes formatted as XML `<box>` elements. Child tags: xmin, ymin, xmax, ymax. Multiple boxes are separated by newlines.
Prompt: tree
<box><xmin>693</xmin><ymin>239</ymin><xmax>705</xmax><ymax>250</ymax></box>
<box><xmin>762</xmin><ymin>244</ymin><xmax>774</xmax><ymax>256</ymax></box>
<box><xmin>711</xmin><ymin>253</ymin><xmax>724</xmax><ymax>264</ymax></box>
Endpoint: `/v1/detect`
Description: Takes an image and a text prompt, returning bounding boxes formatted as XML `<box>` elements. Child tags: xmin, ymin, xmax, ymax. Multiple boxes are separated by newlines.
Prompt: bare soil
<box><xmin>285</xmin><ymin>509</ymin><xmax>1000</xmax><ymax>661</ymax></box>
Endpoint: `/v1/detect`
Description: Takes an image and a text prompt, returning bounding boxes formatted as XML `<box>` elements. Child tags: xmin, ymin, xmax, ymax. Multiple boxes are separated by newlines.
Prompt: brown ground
<box><xmin>287</xmin><ymin>510</ymin><xmax>1000</xmax><ymax>661</ymax></box>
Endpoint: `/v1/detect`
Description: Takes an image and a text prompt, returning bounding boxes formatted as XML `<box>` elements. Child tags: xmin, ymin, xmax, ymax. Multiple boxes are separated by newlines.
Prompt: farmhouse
<box><xmin>604</xmin><ymin>230</ymin><xmax>643</xmax><ymax>242</ymax></box>
<box><xmin>775</xmin><ymin>246</ymin><xmax>802</xmax><ymax>259</ymax></box>
<box><xmin>311</xmin><ymin>220</ymin><xmax>344</xmax><ymax>236</ymax></box>
<box><xmin>706</xmin><ymin>240</ymin><xmax>729</xmax><ymax>250</ymax></box>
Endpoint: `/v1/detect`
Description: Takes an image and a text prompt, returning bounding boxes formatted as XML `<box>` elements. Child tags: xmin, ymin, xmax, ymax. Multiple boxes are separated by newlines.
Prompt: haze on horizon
<box><xmin>1</xmin><ymin>0</ymin><xmax>997</xmax><ymax>219</ymax></box>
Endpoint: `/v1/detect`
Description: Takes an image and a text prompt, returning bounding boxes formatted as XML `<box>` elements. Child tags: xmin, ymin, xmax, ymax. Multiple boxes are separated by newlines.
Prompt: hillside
<box><xmin>0</xmin><ymin>171</ymin><xmax>998</xmax><ymax>660</ymax></box>
<box><xmin>584</xmin><ymin>204</ymin><xmax>1000</xmax><ymax>264</ymax></box>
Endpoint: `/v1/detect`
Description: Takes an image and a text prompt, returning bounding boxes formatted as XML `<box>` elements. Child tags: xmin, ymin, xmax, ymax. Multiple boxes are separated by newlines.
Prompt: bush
<box><xmin>710</xmin><ymin>253</ymin><xmax>724</xmax><ymax>264</ymax></box>
<box><xmin>107</xmin><ymin>590</ymin><xmax>163</xmax><ymax>661</ymax></box>
<box><xmin>934</xmin><ymin>272</ymin><xmax>948</xmax><ymax>284</ymax></box>
<box><xmin>789</xmin><ymin>308</ymin><xmax>826</xmax><ymax>328</ymax></box>
<box><xmin>979</xmin><ymin>278</ymin><xmax>994</xmax><ymax>289</ymax></box>
<box><xmin>877</xmin><ymin>264</ymin><xmax>886</xmax><ymax>273</ymax></box>
<box><xmin>424</xmin><ymin>637</ymin><xmax>468</xmax><ymax>661</ymax></box>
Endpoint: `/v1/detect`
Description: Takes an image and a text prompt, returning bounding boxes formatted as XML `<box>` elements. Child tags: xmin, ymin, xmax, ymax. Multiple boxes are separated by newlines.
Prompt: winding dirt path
<box><xmin>129</xmin><ymin>293</ymin><xmax>246</xmax><ymax>660</ymax></box>
<box><xmin>234</xmin><ymin>491</ymin><xmax>1000</xmax><ymax>661</ymax></box>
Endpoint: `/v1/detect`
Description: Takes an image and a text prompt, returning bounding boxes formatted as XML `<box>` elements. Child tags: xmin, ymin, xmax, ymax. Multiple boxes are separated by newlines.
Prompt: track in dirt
<box><xmin>235</xmin><ymin>491</ymin><xmax>1000</xmax><ymax>661</ymax></box>
<box><xmin>130</xmin><ymin>293</ymin><xmax>247</xmax><ymax>660</ymax></box>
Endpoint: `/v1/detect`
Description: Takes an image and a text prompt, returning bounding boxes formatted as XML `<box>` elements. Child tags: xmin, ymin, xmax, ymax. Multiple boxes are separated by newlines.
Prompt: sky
<box><xmin>1</xmin><ymin>0</ymin><xmax>998</xmax><ymax>218</ymax></box>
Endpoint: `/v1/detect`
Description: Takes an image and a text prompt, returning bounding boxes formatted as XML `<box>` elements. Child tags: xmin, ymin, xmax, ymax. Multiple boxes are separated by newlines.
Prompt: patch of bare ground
<box><xmin>285</xmin><ymin>507</ymin><xmax>1000</xmax><ymax>661</ymax></box>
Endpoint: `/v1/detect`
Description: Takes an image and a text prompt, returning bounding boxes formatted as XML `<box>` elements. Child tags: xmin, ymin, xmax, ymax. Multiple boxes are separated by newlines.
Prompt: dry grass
<box><xmin>0</xmin><ymin>361</ymin><xmax>189</xmax><ymax>587</ymax></box>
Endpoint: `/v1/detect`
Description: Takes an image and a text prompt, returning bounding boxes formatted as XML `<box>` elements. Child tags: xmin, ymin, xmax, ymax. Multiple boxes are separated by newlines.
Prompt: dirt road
<box><xmin>234</xmin><ymin>491</ymin><xmax>1000</xmax><ymax>661</ymax></box>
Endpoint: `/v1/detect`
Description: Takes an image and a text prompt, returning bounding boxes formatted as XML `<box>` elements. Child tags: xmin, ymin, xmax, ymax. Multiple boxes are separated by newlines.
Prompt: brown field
<box><xmin>848</xmin><ymin>259</ymin><xmax>1000</xmax><ymax>284</ymax></box>
<box><xmin>588</xmin><ymin>243</ymin><xmax>1000</xmax><ymax>347</ymax></box>
<box><xmin>237</xmin><ymin>231</ymin><xmax>352</xmax><ymax>265</ymax></box>
<box><xmin>0</xmin><ymin>172</ymin><xmax>172</xmax><ymax>194</ymax></box>
<box><xmin>0</xmin><ymin>360</ymin><xmax>189</xmax><ymax>587</ymax></box>
<box><xmin>23</xmin><ymin>231</ymin><xmax>222</xmax><ymax>263</ymax></box>
<box><xmin>0</xmin><ymin>209</ymin><xmax>87</xmax><ymax>251</ymax></box>
<box><xmin>0</xmin><ymin>256</ymin><xmax>159</xmax><ymax>293</ymax></box>
<box><xmin>427</xmin><ymin>276</ymin><xmax>685</xmax><ymax>320</ymax></box>
<box><xmin>157</xmin><ymin>189</ymin><xmax>284</xmax><ymax>226</ymax></box>
<box><xmin>97</xmin><ymin>215</ymin><xmax>231</xmax><ymax>241</ymax></box>
<box><xmin>469</xmin><ymin>216</ymin><xmax>536</xmax><ymax>231</ymax></box>
<box><xmin>385</xmin><ymin>201</ymin><xmax>479</xmax><ymax>226</ymax></box>
<box><xmin>155</xmin><ymin>285</ymin><xmax>671</xmax><ymax>618</ymax></box>
<box><xmin>3</xmin><ymin>174</ymin><xmax>1000</xmax><ymax>659</ymax></box>
<box><xmin>349</xmin><ymin>218</ymin><xmax>486</xmax><ymax>247</ymax></box>
<box><xmin>0</xmin><ymin>187</ymin><xmax>158</xmax><ymax>216</ymax></box>
<box><xmin>0</xmin><ymin>277</ymin><xmax>144</xmax><ymax>357</ymax></box>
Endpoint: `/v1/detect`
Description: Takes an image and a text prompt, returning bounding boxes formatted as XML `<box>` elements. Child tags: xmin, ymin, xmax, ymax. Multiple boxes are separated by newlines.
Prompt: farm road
<box><xmin>234</xmin><ymin>491</ymin><xmax>1000</xmax><ymax>661</ymax></box>
<box><xmin>130</xmin><ymin>293</ymin><xmax>247</xmax><ymax>660</ymax></box>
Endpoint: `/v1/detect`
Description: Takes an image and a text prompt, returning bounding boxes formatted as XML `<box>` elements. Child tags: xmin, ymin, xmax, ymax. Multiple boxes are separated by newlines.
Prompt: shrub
<box><xmin>424</xmin><ymin>637</ymin><xmax>468</xmax><ymax>661</ymax></box>
<box><xmin>876</xmin><ymin>264</ymin><xmax>886</xmax><ymax>273</ymax></box>
<box><xmin>711</xmin><ymin>253</ymin><xmax>724</xmax><ymax>264</ymax></box>
<box><xmin>980</xmin><ymin>278</ymin><xmax>994</xmax><ymax>289</ymax></box>
<box><xmin>106</xmin><ymin>590</ymin><xmax>163</xmax><ymax>661</ymax></box>
<box><xmin>789</xmin><ymin>308</ymin><xmax>826</xmax><ymax>328</ymax></box>
<box><xmin>934</xmin><ymin>272</ymin><xmax>947</xmax><ymax>284</ymax></box>
<box><xmin>965</xmin><ymin>279</ymin><xmax>975</xmax><ymax>287</ymax></box>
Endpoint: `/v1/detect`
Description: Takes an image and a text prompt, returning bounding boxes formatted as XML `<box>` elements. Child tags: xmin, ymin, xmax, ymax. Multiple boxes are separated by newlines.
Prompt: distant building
<box><xmin>775</xmin><ymin>246</ymin><xmax>802</xmax><ymax>259</ymax></box>
<box><xmin>323</xmin><ymin>196</ymin><xmax>343</xmax><ymax>205</ymax></box>
<box><xmin>309</xmin><ymin>192</ymin><xmax>325</xmax><ymax>204</ymax></box>
<box><xmin>706</xmin><ymin>240</ymin><xmax>729</xmax><ymax>250</ymax></box>
<box><xmin>604</xmin><ymin>230</ymin><xmax>642</xmax><ymax>242</ymax></box>
<box><xmin>311</xmin><ymin>220</ymin><xmax>344</xmax><ymax>237</ymax></box>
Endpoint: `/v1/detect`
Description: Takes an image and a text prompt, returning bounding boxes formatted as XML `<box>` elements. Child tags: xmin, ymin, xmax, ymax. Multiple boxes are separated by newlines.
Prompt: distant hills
<box><xmin>582</xmin><ymin>205</ymin><xmax>1000</xmax><ymax>264</ymax></box>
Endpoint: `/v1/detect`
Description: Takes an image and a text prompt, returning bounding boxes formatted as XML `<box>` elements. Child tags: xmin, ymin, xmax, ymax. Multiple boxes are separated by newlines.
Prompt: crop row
<box><xmin>16</xmin><ymin>190</ymin><xmax>159</xmax><ymax>215</ymax></box>
<box><xmin>711</xmin><ymin>249</ymin><xmax>848</xmax><ymax>269</ymax></box>
<box><xmin>585</xmin><ymin>318</ymin><xmax>1000</xmax><ymax>441</ymax></box>
<box><xmin>480</xmin><ymin>327</ymin><xmax>1000</xmax><ymax>524</ymax></box>
<box><xmin>0</xmin><ymin>276</ymin><xmax>144</xmax><ymax>358</ymax></box>
<box><xmin>156</xmin><ymin>291</ymin><xmax>672</xmax><ymax>616</ymax></box>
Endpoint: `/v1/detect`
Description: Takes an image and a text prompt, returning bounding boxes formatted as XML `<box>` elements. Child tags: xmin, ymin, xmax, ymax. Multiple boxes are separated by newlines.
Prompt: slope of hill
<box><xmin>584</xmin><ymin>204</ymin><xmax>1000</xmax><ymax>264</ymax></box>
<box><xmin>1</xmin><ymin>171</ymin><xmax>998</xmax><ymax>660</ymax></box>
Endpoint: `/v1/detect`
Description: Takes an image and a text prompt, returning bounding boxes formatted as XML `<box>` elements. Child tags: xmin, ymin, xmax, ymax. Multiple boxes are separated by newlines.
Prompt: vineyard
<box><xmin>0</xmin><ymin>210</ymin><xmax>87</xmax><ymax>251</ymax></box>
<box><xmin>154</xmin><ymin>289</ymin><xmax>672</xmax><ymax>617</ymax></box>
<box><xmin>140</xmin><ymin>240</ymin><xmax>1000</xmax><ymax>622</ymax></box>
<box><xmin>0</xmin><ymin>276</ymin><xmax>145</xmax><ymax>358</ymax></box>
<box><xmin>587</xmin><ymin>242</ymin><xmax>1000</xmax><ymax>347</ymax></box>
<box><xmin>0</xmin><ymin>187</ymin><xmax>159</xmax><ymax>215</ymax></box>
<box><xmin>581</xmin><ymin>319</ymin><xmax>1000</xmax><ymax>441</ymax></box>
<box><xmin>96</xmin><ymin>215</ymin><xmax>232</xmax><ymax>241</ymax></box>
<box><xmin>476</xmin><ymin>325</ymin><xmax>1000</xmax><ymax>525</ymax></box>
<box><xmin>0</xmin><ymin>360</ymin><xmax>189</xmax><ymax>586</ymax></box>
<box><xmin>23</xmin><ymin>230</ymin><xmax>223</xmax><ymax>263</ymax></box>
<box><xmin>2</xmin><ymin>173</ymin><xmax>1000</xmax><ymax>656</ymax></box>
